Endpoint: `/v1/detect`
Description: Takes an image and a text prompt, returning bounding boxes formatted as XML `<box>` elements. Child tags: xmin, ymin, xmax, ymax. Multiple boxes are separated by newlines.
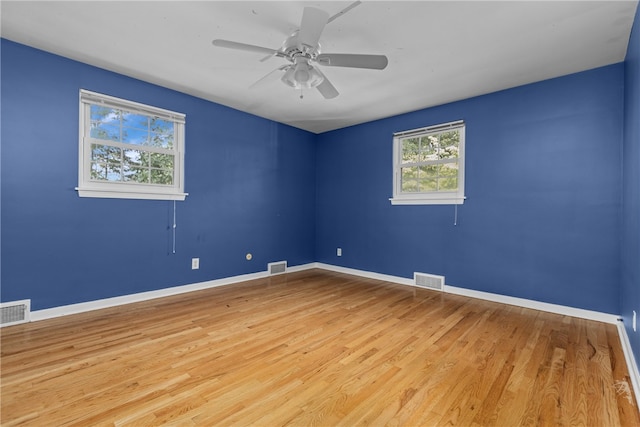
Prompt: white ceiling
<box><xmin>1</xmin><ymin>1</ymin><xmax>637</xmax><ymax>134</ymax></box>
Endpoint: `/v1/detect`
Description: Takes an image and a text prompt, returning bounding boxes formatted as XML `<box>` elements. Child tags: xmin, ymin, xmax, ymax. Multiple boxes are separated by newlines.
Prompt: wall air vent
<box><xmin>268</xmin><ymin>261</ymin><xmax>287</xmax><ymax>275</ymax></box>
<box><xmin>1</xmin><ymin>300</ymin><xmax>31</xmax><ymax>327</ymax></box>
<box><xmin>414</xmin><ymin>272</ymin><xmax>444</xmax><ymax>291</ymax></box>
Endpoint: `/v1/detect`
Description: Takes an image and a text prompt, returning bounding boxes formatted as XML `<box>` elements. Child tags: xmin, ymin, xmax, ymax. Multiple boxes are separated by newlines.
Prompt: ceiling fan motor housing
<box><xmin>280</xmin><ymin>32</ymin><xmax>324</xmax><ymax>89</ymax></box>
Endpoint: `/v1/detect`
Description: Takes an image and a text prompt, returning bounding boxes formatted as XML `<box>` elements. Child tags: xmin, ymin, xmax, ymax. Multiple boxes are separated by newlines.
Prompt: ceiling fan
<box><xmin>212</xmin><ymin>1</ymin><xmax>388</xmax><ymax>99</ymax></box>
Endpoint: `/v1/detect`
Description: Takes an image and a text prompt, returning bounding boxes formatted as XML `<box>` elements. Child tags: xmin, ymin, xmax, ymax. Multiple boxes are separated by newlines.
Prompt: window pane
<box><xmin>401</xmin><ymin>166</ymin><xmax>419</xmax><ymax>192</ymax></box>
<box><xmin>123</xmin><ymin>149</ymin><xmax>150</xmax><ymax>167</ymax></box>
<box><xmin>90</xmin><ymin>105</ymin><xmax>114</xmax><ymax>121</ymax></box>
<box><xmin>150</xmin><ymin>169</ymin><xmax>173</xmax><ymax>185</ymax></box>
<box><xmin>106</xmin><ymin>164</ymin><xmax>122</xmax><ymax>182</ymax></box>
<box><xmin>91</xmin><ymin>144</ymin><xmax>107</xmax><ymax>162</ymax></box>
<box><xmin>123</xmin><ymin>112</ymin><xmax>149</xmax><ymax>131</ymax></box>
<box><xmin>90</xmin><ymin>106</ymin><xmax>121</xmax><ymax>141</ymax></box>
<box><xmin>91</xmin><ymin>143</ymin><xmax>121</xmax><ymax>182</ymax></box>
<box><xmin>420</xmin><ymin>135</ymin><xmax>439</xmax><ymax>161</ymax></box>
<box><xmin>123</xmin><ymin>167</ymin><xmax>150</xmax><ymax>183</ymax></box>
<box><xmin>92</xmin><ymin>144</ymin><xmax>121</xmax><ymax>161</ymax></box>
<box><xmin>90</xmin><ymin>123</ymin><xmax>120</xmax><ymax>141</ymax></box>
<box><xmin>439</xmin><ymin>176</ymin><xmax>458</xmax><ymax>191</ymax></box>
<box><xmin>150</xmin><ymin>131</ymin><xmax>174</xmax><ymax>149</ymax></box>
<box><xmin>418</xmin><ymin>178</ymin><xmax>437</xmax><ymax>191</ymax></box>
<box><xmin>440</xmin><ymin>162</ymin><xmax>458</xmax><ymax>177</ymax></box>
<box><xmin>121</xmin><ymin>127</ymin><xmax>149</xmax><ymax>145</ymax></box>
<box><xmin>402</xmin><ymin>179</ymin><xmax>419</xmax><ymax>192</ymax></box>
<box><xmin>402</xmin><ymin>166</ymin><xmax>418</xmax><ymax>179</ymax></box>
<box><xmin>91</xmin><ymin>163</ymin><xmax>107</xmax><ymax>180</ymax></box>
<box><xmin>439</xmin><ymin>131</ymin><xmax>459</xmax><ymax>159</ymax></box>
<box><xmin>150</xmin><ymin>118</ymin><xmax>174</xmax><ymax>149</ymax></box>
<box><xmin>401</xmin><ymin>138</ymin><xmax>420</xmax><ymax>163</ymax></box>
<box><xmin>150</xmin><ymin>153</ymin><xmax>174</xmax><ymax>169</ymax></box>
<box><xmin>420</xmin><ymin>165</ymin><xmax>439</xmax><ymax>179</ymax></box>
<box><xmin>151</xmin><ymin>117</ymin><xmax>173</xmax><ymax>134</ymax></box>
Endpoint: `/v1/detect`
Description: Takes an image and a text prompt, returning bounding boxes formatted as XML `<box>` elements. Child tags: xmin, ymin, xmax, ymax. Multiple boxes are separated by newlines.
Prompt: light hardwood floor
<box><xmin>1</xmin><ymin>269</ymin><xmax>638</xmax><ymax>426</ymax></box>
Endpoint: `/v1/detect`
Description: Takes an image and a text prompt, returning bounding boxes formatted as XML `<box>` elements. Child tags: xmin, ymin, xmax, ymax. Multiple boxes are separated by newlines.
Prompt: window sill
<box><xmin>76</xmin><ymin>187</ymin><xmax>188</xmax><ymax>201</ymax></box>
<box><xmin>389</xmin><ymin>196</ymin><xmax>465</xmax><ymax>205</ymax></box>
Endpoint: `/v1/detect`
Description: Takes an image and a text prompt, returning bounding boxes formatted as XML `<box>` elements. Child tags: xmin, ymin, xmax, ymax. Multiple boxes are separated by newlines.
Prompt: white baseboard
<box><xmin>617</xmin><ymin>321</ymin><xmax>640</xmax><ymax>408</ymax></box>
<box><xmin>31</xmin><ymin>262</ymin><xmax>317</xmax><ymax>322</ymax></box>
<box><xmin>29</xmin><ymin>262</ymin><xmax>618</xmax><ymax>325</ymax></box>
<box><xmin>313</xmin><ymin>262</ymin><xmax>414</xmax><ymax>287</ymax></box>
<box><xmin>315</xmin><ymin>263</ymin><xmax>619</xmax><ymax>323</ymax></box>
<box><xmin>30</xmin><ymin>262</ymin><xmax>406</xmax><ymax>322</ymax></box>
<box><xmin>443</xmin><ymin>285</ymin><xmax>620</xmax><ymax>324</ymax></box>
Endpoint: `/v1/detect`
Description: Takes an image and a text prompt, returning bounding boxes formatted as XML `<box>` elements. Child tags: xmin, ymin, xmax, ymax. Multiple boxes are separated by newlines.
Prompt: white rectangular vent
<box><xmin>1</xmin><ymin>300</ymin><xmax>31</xmax><ymax>327</ymax></box>
<box><xmin>268</xmin><ymin>261</ymin><xmax>287</xmax><ymax>275</ymax></box>
<box><xmin>414</xmin><ymin>272</ymin><xmax>444</xmax><ymax>291</ymax></box>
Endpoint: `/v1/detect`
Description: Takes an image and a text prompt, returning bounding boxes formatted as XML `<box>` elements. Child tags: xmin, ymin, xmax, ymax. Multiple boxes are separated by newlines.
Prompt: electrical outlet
<box><xmin>337</xmin><ymin>248</ymin><xmax>342</xmax><ymax>257</ymax></box>
<box><xmin>633</xmin><ymin>310</ymin><xmax>637</xmax><ymax>332</ymax></box>
<box><xmin>191</xmin><ymin>258</ymin><xmax>199</xmax><ymax>270</ymax></box>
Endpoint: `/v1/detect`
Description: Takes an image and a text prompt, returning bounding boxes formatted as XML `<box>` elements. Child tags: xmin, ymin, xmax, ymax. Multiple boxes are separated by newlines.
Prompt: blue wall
<box><xmin>316</xmin><ymin>65</ymin><xmax>624</xmax><ymax>315</ymax></box>
<box><xmin>0</xmin><ymin>36</ymin><xmax>634</xmax><ymax>326</ymax></box>
<box><xmin>622</xmin><ymin>4</ymin><xmax>640</xmax><ymax>369</ymax></box>
<box><xmin>1</xmin><ymin>39</ymin><xmax>317</xmax><ymax>310</ymax></box>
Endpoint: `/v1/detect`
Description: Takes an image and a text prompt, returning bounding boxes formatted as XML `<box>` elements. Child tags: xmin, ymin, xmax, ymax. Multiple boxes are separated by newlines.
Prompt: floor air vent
<box><xmin>1</xmin><ymin>300</ymin><xmax>31</xmax><ymax>327</ymax></box>
<box><xmin>414</xmin><ymin>272</ymin><xmax>444</xmax><ymax>291</ymax></box>
<box><xmin>268</xmin><ymin>261</ymin><xmax>287</xmax><ymax>275</ymax></box>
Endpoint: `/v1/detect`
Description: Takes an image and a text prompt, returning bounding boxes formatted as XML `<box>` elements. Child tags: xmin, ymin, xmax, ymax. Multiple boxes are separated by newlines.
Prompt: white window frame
<box><xmin>76</xmin><ymin>89</ymin><xmax>187</xmax><ymax>201</ymax></box>
<box><xmin>390</xmin><ymin>120</ymin><xmax>465</xmax><ymax>205</ymax></box>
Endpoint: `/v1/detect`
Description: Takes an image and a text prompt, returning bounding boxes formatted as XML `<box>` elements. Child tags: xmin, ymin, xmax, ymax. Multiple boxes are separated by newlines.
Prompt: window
<box><xmin>77</xmin><ymin>90</ymin><xmax>187</xmax><ymax>200</ymax></box>
<box><xmin>391</xmin><ymin>120</ymin><xmax>465</xmax><ymax>205</ymax></box>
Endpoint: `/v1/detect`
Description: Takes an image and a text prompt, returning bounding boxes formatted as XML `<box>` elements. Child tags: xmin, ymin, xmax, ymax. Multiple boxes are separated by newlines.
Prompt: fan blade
<box><xmin>212</xmin><ymin>39</ymin><xmax>278</xmax><ymax>56</ymax></box>
<box><xmin>316</xmin><ymin>53</ymin><xmax>388</xmax><ymax>70</ymax></box>
<box><xmin>327</xmin><ymin>1</ymin><xmax>361</xmax><ymax>24</ymax></box>
<box><xmin>298</xmin><ymin>7</ymin><xmax>329</xmax><ymax>50</ymax></box>
<box><xmin>315</xmin><ymin>69</ymin><xmax>339</xmax><ymax>99</ymax></box>
<box><xmin>249</xmin><ymin>65</ymin><xmax>289</xmax><ymax>89</ymax></box>
<box><xmin>259</xmin><ymin>53</ymin><xmax>275</xmax><ymax>63</ymax></box>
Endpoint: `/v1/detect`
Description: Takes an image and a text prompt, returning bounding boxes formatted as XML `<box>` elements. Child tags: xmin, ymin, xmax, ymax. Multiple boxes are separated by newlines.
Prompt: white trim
<box><xmin>314</xmin><ymin>263</ymin><xmax>619</xmax><ymax>324</ymax></box>
<box><xmin>282</xmin><ymin>262</ymin><xmax>316</xmax><ymax>273</ymax></box>
<box><xmin>26</xmin><ymin>260</ymin><xmax>620</xmax><ymax>325</ymax></box>
<box><xmin>31</xmin><ymin>263</ymin><xmax>317</xmax><ymax>322</ymax></box>
<box><xmin>443</xmin><ymin>284</ymin><xmax>619</xmax><ymax>324</ymax></box>
<box><xmin>315</xmin><ymin>263</ymin><xmax>414</xmax><ymax>287</ymax></box>
<box><xmin>617</xmin><ymin>321</ymin><xmax>640</xmax><ymax>409</ymax></box>
<box><xmin>80</xmin><ymin>89</ymin><xmax>185</xmax><ymax>123</ymax></box>
<box><xmin>390</xmin><ymin>196</ymin><xmax>465</xmax><ymax>205</ymax></box>
<box><xmin>75</xmin><ymin>187</ymin><xmax>188</xmax><ymax>201</ymax></box>
<box><xmin>393</xmin><ymin>120</ymin><xmax>465</xmax><ymax>138</ymax></box>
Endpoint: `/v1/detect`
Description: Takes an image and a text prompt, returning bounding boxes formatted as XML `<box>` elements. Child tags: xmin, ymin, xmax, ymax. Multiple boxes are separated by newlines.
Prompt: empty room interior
<box><xmin>2</xmin><ymin>1</ymin><xmax>640</xmax><ymax>425</ymax></box>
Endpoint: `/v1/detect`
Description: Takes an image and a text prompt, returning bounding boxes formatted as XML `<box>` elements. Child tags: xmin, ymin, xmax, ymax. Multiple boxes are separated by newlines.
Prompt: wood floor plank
<box><xmin>1</xmin><ymin>269</ymin><xmax>638</xmax><ymax>426</ymax></box>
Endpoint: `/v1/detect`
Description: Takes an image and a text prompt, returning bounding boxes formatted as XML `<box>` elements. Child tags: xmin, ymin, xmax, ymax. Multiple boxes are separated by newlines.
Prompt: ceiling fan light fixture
<box><xmin>281</xmin><ymin>58</ymin><xmax>324</xmax><ymax>89</ymax></box>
